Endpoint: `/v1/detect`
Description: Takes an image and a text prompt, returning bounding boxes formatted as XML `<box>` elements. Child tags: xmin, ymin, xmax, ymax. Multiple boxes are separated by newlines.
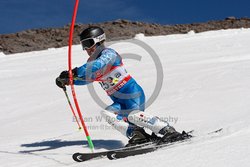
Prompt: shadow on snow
<box><xmin>19</xmin><ymin>139</ymin><xmax>124</xmax><ymax>153</ymax></box>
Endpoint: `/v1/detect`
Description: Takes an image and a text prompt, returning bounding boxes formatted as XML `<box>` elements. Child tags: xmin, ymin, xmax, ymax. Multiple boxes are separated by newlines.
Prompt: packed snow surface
<box><xmin>1</xmin><ymin>28</ymin><xmax>250</xmax><ymax>166</ymax></box>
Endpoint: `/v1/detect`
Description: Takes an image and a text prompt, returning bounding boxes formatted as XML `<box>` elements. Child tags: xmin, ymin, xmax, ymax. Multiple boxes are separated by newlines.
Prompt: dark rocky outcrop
<box><xmin>1</xmin><ymin>17</ymin><xmax>250</xmax><ymax>55</ymax></box>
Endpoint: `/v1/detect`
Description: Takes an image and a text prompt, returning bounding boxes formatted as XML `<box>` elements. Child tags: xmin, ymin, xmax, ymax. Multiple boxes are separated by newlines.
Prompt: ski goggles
<box><xmin>80</xmin><ymin>34</ymin><xmax>106</xmax><ymax>50</ymax></box>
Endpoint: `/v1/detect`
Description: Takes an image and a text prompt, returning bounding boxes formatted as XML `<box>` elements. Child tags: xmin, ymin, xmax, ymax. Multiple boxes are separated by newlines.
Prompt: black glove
<box><xmin>63</xmin><ymin>67</ymin><xmax>77</xmax><ymax>77</ymax></box>
<box><xmin>56</xmin><ymin>67</ymin><xmax>78</xmax><ymax>90</ymax></box>
<box><xmin>59</xmin><ymin>70</ymin><xmax>70</xmax><ymax>80</ymax></box>
<box><xmin>55</xmin><ymin>77</ymin><xmax>67</xmax><ymax>90</ymax></box>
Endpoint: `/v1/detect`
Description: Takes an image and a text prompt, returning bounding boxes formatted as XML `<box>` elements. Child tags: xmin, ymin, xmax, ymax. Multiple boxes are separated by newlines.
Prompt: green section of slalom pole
<box><xmin>86</xmin><ymin>136</ymin><xmax>95</xmax><ymax>152</ymax></box>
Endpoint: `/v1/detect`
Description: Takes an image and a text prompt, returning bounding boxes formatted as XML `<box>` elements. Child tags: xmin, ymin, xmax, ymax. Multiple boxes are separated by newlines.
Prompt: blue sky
<box><xmin>0</xmin><ymin>0</ymin><xmax>250</xmax><ymax>34</ymax></box>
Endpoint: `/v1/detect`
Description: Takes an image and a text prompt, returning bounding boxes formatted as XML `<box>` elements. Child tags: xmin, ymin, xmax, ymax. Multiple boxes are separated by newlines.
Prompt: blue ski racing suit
<box><xmin>73</xmin><ymin>47</ymin><xmax>145</xmax><ymax>136</ymax></box>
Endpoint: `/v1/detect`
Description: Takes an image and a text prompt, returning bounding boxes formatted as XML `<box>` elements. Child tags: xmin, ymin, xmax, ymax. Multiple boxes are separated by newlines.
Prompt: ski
<box><xmin>72</xmin><ymin>128</ymin><xmax>222</xmax><ymax>162</ymax></box>
<box><xmin>72</xmin><ymin>141</ymin><xmax>155</xmax><ymax>162</ymax></box>
<box><xmin>72</xmin><ymin>130</ymin><xmax>194</xmax><ymax>162</ymax></box>
<box><xmin>107</xmin><ymin>128</ymin><xmax>223</xmax><ymax>160</ymax></box>
<box><xmin>107</xmin><ymin>134</ymin><xmax>191</xmax><ymax>160</ymax></box>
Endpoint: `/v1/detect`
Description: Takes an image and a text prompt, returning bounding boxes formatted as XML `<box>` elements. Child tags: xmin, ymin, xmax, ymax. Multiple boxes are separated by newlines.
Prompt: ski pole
<box><xmin>68</xmin><ymin>0</ymin><xmax>95</xmax><ymax>152</ymax></box>
<box><xmin>63</xmin><ymin>88</ymin><xmax>81</xmax><ymax>130</ymax></box>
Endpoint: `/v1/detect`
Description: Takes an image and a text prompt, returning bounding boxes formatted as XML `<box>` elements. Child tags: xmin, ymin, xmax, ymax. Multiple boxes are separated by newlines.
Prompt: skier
<box><xmin>56</xmin><ymin>26</ymin><xmax>188</xmax><ymax>146</ymax></box>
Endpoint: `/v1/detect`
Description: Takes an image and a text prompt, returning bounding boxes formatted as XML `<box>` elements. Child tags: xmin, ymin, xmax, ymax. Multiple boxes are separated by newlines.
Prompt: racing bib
<box><xmin>98</xmin><ymin>65</ymin><xmax>131</xmax><ymax>95</ymax></box>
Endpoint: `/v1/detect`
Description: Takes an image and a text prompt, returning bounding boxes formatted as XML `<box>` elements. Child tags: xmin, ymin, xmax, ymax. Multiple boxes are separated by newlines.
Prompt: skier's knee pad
<box><xmin>100</xmin><ymin>110</ymin><xmax>129</xmax><ymax>137</ymax></box>
<box><xmin>127</xmin><ymin>110</ymin><xmax>169</xmax><ymax>134</ymax></box>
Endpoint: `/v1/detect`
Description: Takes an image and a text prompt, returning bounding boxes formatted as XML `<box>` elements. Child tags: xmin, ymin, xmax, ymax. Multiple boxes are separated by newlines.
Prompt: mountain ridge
<box><xmin>1</xmin><ymin>17</ymin><xmax>250</xmax><ymax>55</ymax></box>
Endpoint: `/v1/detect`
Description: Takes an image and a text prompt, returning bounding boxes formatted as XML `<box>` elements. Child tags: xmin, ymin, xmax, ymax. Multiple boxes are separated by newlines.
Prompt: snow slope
<box><xmin>1</xmin><ymin>28</ymin><xmax>250</xmax><ymax>167</ymax></box>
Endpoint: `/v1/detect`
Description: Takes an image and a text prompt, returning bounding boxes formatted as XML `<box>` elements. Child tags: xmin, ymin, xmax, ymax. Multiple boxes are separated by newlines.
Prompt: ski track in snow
<box><xmin>0</xmin><ymin>28</ymin><xmax>250</xmax><ymax>166</ymax></box>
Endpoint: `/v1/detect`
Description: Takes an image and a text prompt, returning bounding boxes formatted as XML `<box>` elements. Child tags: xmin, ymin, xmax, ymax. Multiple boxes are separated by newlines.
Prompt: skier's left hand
<box><xmin>55</xmin><ymin>68</ymin><xmax>78</xmax><ymax>90</ymax></box>
<box><xmin>55</xmin><ymin>77</ymin><xmax>68</xmax><ymax>90</ymax></box>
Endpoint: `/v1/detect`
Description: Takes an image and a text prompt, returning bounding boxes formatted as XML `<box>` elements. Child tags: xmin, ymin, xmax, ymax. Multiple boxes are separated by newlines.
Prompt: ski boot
<box><xmin>158</xmin><ymin>126</ymin><xmax>192</xmax><ymax>144</ymax></box>
<box><xmin>125</xmin><ymin>127</ymin><xmax>152</xmax><ymax>147</ymax></box>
